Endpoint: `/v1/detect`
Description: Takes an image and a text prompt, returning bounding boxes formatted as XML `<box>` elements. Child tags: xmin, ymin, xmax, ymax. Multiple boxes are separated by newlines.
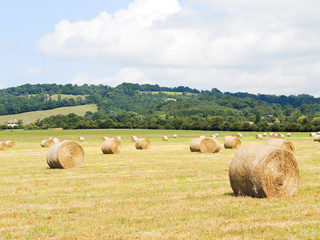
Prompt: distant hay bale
<box><xmin>0</xmin><ymin>142</ymin><xmax>8</xmax><ymax>151</ymax></box>
<box><xmin>277</xmin><ymin>133</ymin><xmax>284</xmax><ymax>139</ymax></box>
<box><xmin>161</xmin><ymin>135</ymin><xmax>168</xmax><ymax>141</ymax></box>
<box><xmin>200</xmin><ymin>137</ymin><xmax>221</xmax><ymax>153</ymax></box>
<box><xmin>270</xmin><ymin>132</ymin><xmax>274</xmax><ymax>137</ymax></box>
<box><xmin>317</xmin><ymin>131</ymin><xmax>320</xmax><ymax>135</ymax></box>
<box><xmin>131</xmin><ymin>136</ymin><xmax>138</xmax><ymax>142</ymax></box>
<box><xmin>266</xmin><ymin>139</ymin><xmax>295</xmax><ymax>153</ymax></box>
<box><xmin>101</xmin><ymin>136</ymin><xmax>109</xmax><ymax>141</ymax></box>
<box><xmin>46</xmin><ymin>140</ymin><xmax>84</xmax><ymax>169</ymax></box>
<box><xmin>255</xmin><ymin>134</ymin><xmax>263</xmax><ymax>139</ymax></box>
<box><xmin>263</xmin><ymin>133</ymin><xmax>267</xmax><ymax>137</ymax></box>
<box><xmin>78</xmin><ymin>136</ymin><xmax>85</xmax><ymax>142</ymax></box>
<box><xmin>115</xmin><ymin>136</ymin><xmax>121</xmax><ymax>141</ymax></box>
<box><xmin>173</xmin><ymin>134</ymin><xmax>178</xmax><ymax>138</ymax></box>
<box><xmin>5</xmin><ymin>140</ymin><xmax>15</xmax><ymax>148</ymax></box>
<box><xmin>229</xmin><ymin>146</ymin><xmax>300</xmax><ymax>198</ymax></box>
<box><xmin>215</xmin><ymin>133</ymin><xmax>220</xmax><ymax>137</ymax></box>
<box><xmin>135</xmin><ymin>138</ymin><xmax>151</xmax><ymax>150</ymax></box>
<box><xmin>287</xmin><ymin>133</ymin><xmax>292</xmax><ymax>137</ymax></box>
<box><xmin>41</xmin><ymin>139</ymin><xmax>52</xmax><ymax>148</ymax></box>
<box><xmin>314</xmin><ymin>135</ymin><xmax>320</xmax><ymax>142</ymax></box>
<box><xmin>52</xmin><ymin>138</ymin><xmax>61</xmax><ymax>144</ymax></box>
<box><xmin>210</xmin><ymin>134</ymin><xmax>217</xmax><ymax>138</ymax></box>
<box><xmin>309</xmin><ymin>132</ymin><xmax>316</xmax><ymax>137</ymax></box>
<box><xmin>101</xmin><ymin>138</ymin><xmax>122</xmax><ymax>154</ymax></box>
<box><xmin>189</xmin><ymin>138</ymin><xmax>202</xmax><ymax>152</ymax></box>
<box><xmin>236</xmin><ymin>133</ymin><xmax>243</xmax><ymax>138</ymax></box>
<box><xmin>224</xmin><ymin>136</ymin><xmax>241</xmax><ymax>149</ymax></box>
<box><xmin>273</xmin><ymin>133</ymin><xmax>279</xmax><ymax>138</ymax></box>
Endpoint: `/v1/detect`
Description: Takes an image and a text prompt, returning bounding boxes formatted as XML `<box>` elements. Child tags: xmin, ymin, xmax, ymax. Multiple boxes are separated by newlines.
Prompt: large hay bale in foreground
<box><xmin>224</xmin><ymin>136</ymin><xmax>241</xmax><ymax>149</ymax></box>
<box><xmin>266</xmin><ymin>139</ymin><xmax>295</xmax><ymax>153</ymax></box>
<box><xmin>47</xmin><ymin>140</ymin><xmax>84</xmax><ymax>169</ymax></box>
<box><xmin>5</xmin><ymin>140</ymin><xmax>15</xmax><ymax>148</ymax></box>
<box><xmin>135</xmin><ymin>138</ymin><xmax>151</xmax><ymax>150</ymax></box>
<box><xmin>190</xmin><ymin>138</ymin><xmax>202</xmax><ymax>152</ymax></box>
<box><xmin>0</xmin><ymin>142</ymin><xmax>7</xmax><ymax>151</ymax></box>
<box><xmin>41</xmin><ymin>139</ymin><xmax>52</xmax><ymax>148</ymax></box>
<box><xmin>101</xmin><ymin>138</ymin><xmax>122</xmax><ymax>154</ymax></box>
<box><xmin>229</xmin><ymin>146</ymin><xmax>300</xmax><ymax>198</ymax></box>
<box><xmin>200</xmin><ymin>137</ymin><xmax>221</xmax><ymax>153</ymax></box>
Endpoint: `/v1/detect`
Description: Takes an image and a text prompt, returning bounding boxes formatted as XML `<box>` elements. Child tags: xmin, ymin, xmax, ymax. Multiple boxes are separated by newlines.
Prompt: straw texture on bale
<box><xmin>0</xmin><ymin>142</ymin><xmax>7</xmax><ymax>151</ymax></box>
<box><xmin>78</xmin><ymin>136</ymin><xmax>84</xmax><ymax>142</ymax></box>
<box><xmin>314</xmin><ymin>135</ymin><xmax>320</xmax><ymax>142</ymax></box>
<box><xmin>101</xmin><ymin>138</ymin><xmax>122</xmax><ymax>154</ymax></box>
<box><xmin>41</xmin><ymin>139</ymin><xmax>52</xmax><ymax>148</ymax></box>
<box><xmin>47</xmin><ymin>140</ymin><xmax>84</xmax><ymax>169</ymax></box>
<box><xmin>224</xmin><ymin>136</ymin><xmax>241</xmax><ymax>149</ymax></box>
<box><xmin>161</xmin><ymin>135</ymin><xmax>168</xmax><ymax>141</ymax></box>
<box><xmin>5</xmin><ymin>140</ymin><xmax>15</xmax><ymax>148</ymax></box>
<box><xmin>236</xmin><ymin>133</ymin><xmax>243</xmax><ymax>138</ymax></box>
<box><xmin>266</xmin><ymin>139</ymin><xmax>295</xmax><ymax>153</ymax></box>
<box><xmin>199</xmin><ymin>137</ymin><xmax>221</xmax><ymax>153</ymax></box>
<box><xmin>135</xmin><ymin>138</ymin><xmax>151</xmax><ymax>150</ymax></box>
<box><xmin>229</xmin><ymin>146</ymin><xmax>300</xmax><ymax>198</ymax></box>
<box><xmin>255</xmin><ymin>134</ymin><xmax>263</xmax><ymax>139</ymax></box>
<box><xmin>189</xmin><ymin>138</ymin><xmax>202</xmax><ymax>152</ymax></box>
<box><xmin>131</xmin><ymin>136</ymin><xmax>138</xmax><ymax>142</ymax></box>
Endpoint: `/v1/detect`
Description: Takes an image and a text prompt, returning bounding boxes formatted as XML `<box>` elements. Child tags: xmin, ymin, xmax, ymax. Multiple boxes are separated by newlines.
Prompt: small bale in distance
<box><xmin>41</xmin><ymin>139</ymin><xmax>52</xmax><ymax>148</ymax></box>
<box><xmin>255</xmin><ymin>134</ymin><xmax>263</xmax><ymax>139</ymax></box>
<box><xmin>161</xmin><ymin>135</ymin><xmax>168</xmax><ymax>141</ymax></box>
<box><xmin>101</xmin><ymin>138</ymin><xmax>122</xmax><ymax>154</ymax></box>
<box><xmin>309</xmin><ymin>132</ymin><xmax>316</xmax><ymax>137</ymax></box>
<box><xmin>135</xmin><ymin>138</ymin><xmax>151</xmax><ymax>150</ymax></box>
<box><xmin>131</xmin><ymin>136</ymin><xmax>138</xmax><ymax>142</ymax></box>
<box><xmin>5</xmin><ymin>140</ymin><xmax>15</xmax><ymax>148</ymax></box>
<box><xmin>224</xmin><ymin>136</ymin><xmax>241</xmax><ymax>149</ymax></box>
<box><xmin>229</xmin><ymin>146</ymin><xmax>300</xmax><ymax>198</ymax></box>
<box><xmin>173</xmin><ymin>134</ymin><xmax>178</xmax><ymax>138</ymax></box>
<box><xmin>210</xmin><ymin>134</ymin><xmax>217</xmax><ymax>138</ymax></box>
<box><xmin>200</xmin><ymin>137</ymin><xmax>221</xmax><ymax>153</ymax></box>
<box><xmin>236</xmin><ymin>133</ymin><xmax>243</xmax><ymax>138</ymax></box>
<box><xmin>277</xmin><ymin>133</ymin><xmax>284</xmax><ymax>139</ymax></box>
<box><xmin>0</xmin><ymin>142</ymin><xmax>8</xmax><ymax>151</ymax></box>
<box><xmin>78</xmin><ymin>136</ymin><xmax>85</xmax><ymax>142</ymax></box>
<box><xmin>263</xmin><ymin>133</ymin><xmax>267</xmax><ymax>137</ymax></box>
<box><xmin>287</xmin><ymin>133</ymin><xmax>292</xmax><ymax>137</ymax></box>
<box><xmin>46</xmin><ymin>140</ymin><xmax>84</xmax><ymax>169</ymax></box>
<box><xmin>266</xmin><ymin>138</ymin><xmax>295</xmax><ymax>153</ymax></box>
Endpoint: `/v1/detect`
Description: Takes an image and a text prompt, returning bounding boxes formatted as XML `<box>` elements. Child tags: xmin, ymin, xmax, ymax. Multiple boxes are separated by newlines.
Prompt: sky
<box><xmin>1</xmin><ymin>0</ymin><xmax>320</xmax><ymax>96</ymax></box>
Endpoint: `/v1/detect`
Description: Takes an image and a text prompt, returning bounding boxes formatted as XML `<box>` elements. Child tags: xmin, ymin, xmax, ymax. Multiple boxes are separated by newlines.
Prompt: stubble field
<box><xmin>0</xmin><ymin>129</ymin><xmax>319</xmax><ymax>239</ymax></box>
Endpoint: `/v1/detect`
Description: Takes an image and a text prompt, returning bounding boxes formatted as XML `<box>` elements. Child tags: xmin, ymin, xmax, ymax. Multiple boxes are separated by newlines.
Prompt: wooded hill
<box><xmin>1</xmin><ymin>83</ymin><xmax>320</xmax><ymax>131</ymax></box>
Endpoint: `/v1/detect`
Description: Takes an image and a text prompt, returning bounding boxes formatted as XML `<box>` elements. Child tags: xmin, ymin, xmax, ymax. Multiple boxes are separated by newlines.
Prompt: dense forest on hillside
<box><xmin>1</xmin><ymin>83</ymin><xmax>320</xmax><ymax>131</ymax></box>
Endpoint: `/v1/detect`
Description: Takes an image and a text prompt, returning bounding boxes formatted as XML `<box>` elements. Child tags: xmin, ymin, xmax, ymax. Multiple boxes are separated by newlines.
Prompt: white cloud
<box><xmin>39</xmin><ymin>0</ymin><xmax>320</xmax><ymax>96</ymax></box>
<box><xmin>71</xmin><ymin>68</ymin><xmax>151</xmax><ymax>86</ymax></box>
<box><xmin>23</xmin><ymin>67</ymin><xmax>42</xmax><ymax>77</ymax></box>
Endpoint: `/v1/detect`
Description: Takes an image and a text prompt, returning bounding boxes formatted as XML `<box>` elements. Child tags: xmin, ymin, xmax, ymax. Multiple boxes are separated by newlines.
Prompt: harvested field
<box><xmin>0</xmin><ymin>129</ymin><xmax>319</xmax><ymax>239</ymax></box>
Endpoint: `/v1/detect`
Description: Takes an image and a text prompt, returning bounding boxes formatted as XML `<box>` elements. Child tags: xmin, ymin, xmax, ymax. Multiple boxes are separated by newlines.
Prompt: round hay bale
<box><xmin>53</xmin><ymin>138</ymin><xmax>61</xmax><ymax>144</ymax></box>
<box><xmin>0</xmin><ymin>142</ymin><xmax>8</xmax><ymax>151</ymax></box>
<box><xmin>263</xmin><ymin>133</ymin><xmax>267</xmax><ymax>137</ymax></box>
<box><xmin>78</xmin><ymin>136</ymin><xmax>85</xmax><ymax>142</ymax></box>
<box><xmin>313</xmin><ymin>135</ymin><xmax>320</xmax><ymax>142</ymax></box>
<box><xmin>224</xmin><ymin>136</ymin><xmax>241</xmax><ymax>149</ymax></box>
<box><xmin>229</xmin><ymin>146</ymin><xmax>300</xmax><ymax>198</ymax></box>
<box><xmin>215</xmin><ymin>133</ymin><xmax>220</xmax><ymax>137</ymax></box>
<box><xmin>266</xmin><ymin>139</ymin><xmax>295</xmax><ymax>153</ymax></box>
<box><xmin>190</xmin><ymin>138</ymin><xmax>202</xmax><ymax>152</ymax></box>
<box><xmin>273</xmin><ymin>133</ymin><xmax>279</xmax><ymax>138</ymax></box>
<box><xmin>46</xmin><ymin>140</ymin><xmax>84</xmax><ymax>169</ymax></box>
<box><xmin>210</xmin><ymin>134</ymin><xmax>217</xmax><ymax>138</ymax></box>
<box><xmin>277</xmin><ymin>133</ymin><xmax>284</xmax><ymax>139</ymax></box>
<box><xmin>200</xmin><ymin>137</ymin><xmax>221</xmax><ymax>153</ymax></box>
<box><xmin>131</xmin><ymin>136</ymin><xmax>138</xmax><ymax>142</ymax></box>
<box><xmin>101</xmin><ymin>138</ymin><xmax>122</xmax><ymax>154</ymax></box>
<box><xmin>161</xmin><ymin>135</ymin><xmax>168</xmax><ymax>141</ymax></box>
<box><xmin>5</xmin><ymin>140</ymin><xmax>15</xmax><ymax>148</ymax></box>
<box><xmin>41</xmin><ymin>139</ymin><xmax>52</xmax><ymax>148</ymax></box>
<box><xmin>270</xmin><ymin>132</ymin><xmax>274</xmax><ymax>137</ymax></box>
<box><xmin>236</xmin><ymin>133</ymin><xmax>243</xmax><ymax>138</ymax></box>
<box><xmin>115</xmin><ymin>136</ymin><xmax>121</xmax><ymax>141</ymax></box>
<box><xmin>287</xmin><ymin>133</ymin><xmax>292</xmax><ymax>137</ymax></box>
<box><xmin>255</xmin><ymin>134</ymin><xmax>263</xmax><ymax>139</ymax></box>
<box><xmin>135</xmin><ymin>138</ymin><xmax>151</xmax><ymax>150</ymax></box>
<box><xmin>309</xmin><ymin>132</ymin><xmax>316</xmax><ymax>137</ymax></box>
<box><xmin>173</xmin><ymin>134</ymin><xmax>178</xmax><ymax>138</ymax></box>
<box><xmin>101</xmin><ymin>136</ymin><xmax>109</xmax><ymax>141</ymax></box>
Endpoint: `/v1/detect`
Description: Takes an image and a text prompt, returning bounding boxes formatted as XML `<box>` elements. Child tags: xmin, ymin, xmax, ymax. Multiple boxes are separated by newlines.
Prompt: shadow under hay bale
<box><xmin>229</xmin><ymin>146</ymin><xmax>300</xmax><ymax>198</ymax></box>
<box><xmin>47</xmin><ymin>140</ymin><xmax>84</xmax><ymax>169</ymax></box>
<box><xmin>266</xmin><ymin>139</ymin><xmax>295</xmax><ymax>153</ymax></box>
<box><xmin>200</xmin><ymin>137</ymin><xmax>221</xmax><ymax>153</ymax></box>
<box><xmin>0</xmin><ymin>142</ymin><xmax>8</xmax><ymax>151</ymax></box>
<box><xmin>101</xmin><ymin>138</ymin><xmax>122</xmax><ymax>154</ymax></box>
<box><xmin>224</xmin><ymin>136</ymin><xmax>241</xmax><ymax>149</ymax></box>
<box><xmin>135</xmin><ymin>138</ymin><xmax>151</xmax><ymax>150</ymax></box>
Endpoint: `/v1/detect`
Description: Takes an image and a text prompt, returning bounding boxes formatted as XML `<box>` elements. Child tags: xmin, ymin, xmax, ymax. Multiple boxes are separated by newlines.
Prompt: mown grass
<box><xmin>0</xmin><ymin>129</ymin><xmax>319</xmax><ymax>239</ymax></box>
<box><xmin>0</xmin><ymin>104</ymin><xmax>97</xmax><ymax>125</ymax></box>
